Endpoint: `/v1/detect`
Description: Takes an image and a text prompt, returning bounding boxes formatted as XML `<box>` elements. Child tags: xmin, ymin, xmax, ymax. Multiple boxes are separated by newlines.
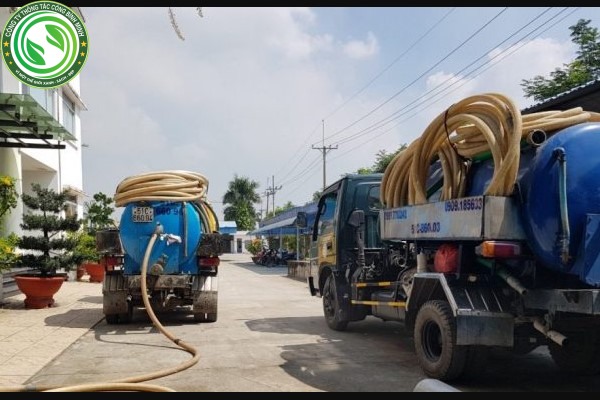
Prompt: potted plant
<box><xmin>246</xmin><ymin>238</ymin><xmax>263</xmax><ymax>264</ymax></box>
<box><xmin>14</xmin><ymin>183</ymin><xmax>80</xmax><ymax>308</ymax></box>
<box><xmin>70</xmin><ymin>229</ymin><xmax>101</xmax><ymax>281</ymax></box>
<box><xmin>80</xmin><ymin>192</ymin><xmax>117</xmax><ymax>283</ymax></box>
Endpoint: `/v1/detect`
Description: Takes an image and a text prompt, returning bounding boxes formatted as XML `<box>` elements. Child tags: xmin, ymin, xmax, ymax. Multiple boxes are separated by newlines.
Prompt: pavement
<box><xmin>0</xmin><ymin>275</ymin><xmax>105</xmax><ymax>388</ymax></box>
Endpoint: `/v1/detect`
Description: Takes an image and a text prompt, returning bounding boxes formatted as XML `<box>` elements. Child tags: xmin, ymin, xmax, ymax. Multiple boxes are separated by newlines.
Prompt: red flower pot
<box><xmin>14</xmin><ymin>274</ymin><xmax>65</xmax><ymax>309</ymax></box>
<box><xmin>84</xmin><ymin>262</ymin><xmax>105</xmax><ymax>283</ymax></box>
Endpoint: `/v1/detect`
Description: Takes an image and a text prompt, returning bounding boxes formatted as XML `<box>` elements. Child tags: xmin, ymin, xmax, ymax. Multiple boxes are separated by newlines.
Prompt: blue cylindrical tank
<box><xmin>119</xmin><ymin>201</ymin><xmax>202</xmax><ymax>274</ymax></box>
<box><xmin>464</xmin><ymin>122</ymin><xmax>600</xmax><ymax>281</ymax></box>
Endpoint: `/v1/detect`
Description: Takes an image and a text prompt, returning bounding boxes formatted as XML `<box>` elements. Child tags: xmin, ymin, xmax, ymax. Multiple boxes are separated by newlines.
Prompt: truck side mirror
<box><xmin>296</xmin><ymin>212</ymin><xmax>307</xmax><ymax>228</ymax></box>
<box><xmin>348</xmin><ymin>209</ymin><xmax>365</xmax><ymax>228</ymax></box>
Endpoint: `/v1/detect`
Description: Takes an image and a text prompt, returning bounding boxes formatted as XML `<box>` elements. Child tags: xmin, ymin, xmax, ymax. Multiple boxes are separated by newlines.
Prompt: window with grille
<box><xmin>62</xmin><ymin>96</ymin><xmax>75</xmax><ymax>134</ymax></box>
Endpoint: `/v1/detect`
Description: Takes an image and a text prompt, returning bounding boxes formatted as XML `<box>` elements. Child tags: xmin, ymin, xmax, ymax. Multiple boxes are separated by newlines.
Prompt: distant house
<box><xmin>219</xmin><ymin>221</ymin><xmax>237</xmax><ymax>235</ymax></box>
<box><xmin>217</xmin><ymin>220</ymin><xmax>253</xmax><ymax>254</ymax></box>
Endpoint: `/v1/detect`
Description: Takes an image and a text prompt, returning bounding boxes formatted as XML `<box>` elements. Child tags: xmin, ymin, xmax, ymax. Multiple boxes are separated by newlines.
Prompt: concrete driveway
<box><xmin>16</xmin><ymin>253</ymin><xmax>600</xmax><ymax>392</ymax></box>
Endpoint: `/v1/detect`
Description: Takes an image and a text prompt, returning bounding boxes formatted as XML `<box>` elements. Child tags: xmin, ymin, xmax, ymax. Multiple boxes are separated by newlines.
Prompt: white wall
<box><xmin>233</xmin><ymin>231</ymin><xmax>253</xmax><ymax>254</ymax></box>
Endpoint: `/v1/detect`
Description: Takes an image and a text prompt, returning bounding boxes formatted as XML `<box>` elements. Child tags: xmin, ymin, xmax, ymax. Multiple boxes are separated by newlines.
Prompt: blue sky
<box><xmin>78</xmin><ymin>7</ymin><xmax>600</xmax><ymax>221</ymax></box>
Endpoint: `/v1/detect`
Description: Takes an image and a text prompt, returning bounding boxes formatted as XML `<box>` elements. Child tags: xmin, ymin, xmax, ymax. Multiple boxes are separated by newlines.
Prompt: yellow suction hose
<box><xmin>381</xmin><ymin>92</ymin><xmax>600</xmax><ymax>208</ymax></box>
<box><xmin>114</xmin><ymin>170</ymin><xmax>218</xmax><ymax>232</ymax></box>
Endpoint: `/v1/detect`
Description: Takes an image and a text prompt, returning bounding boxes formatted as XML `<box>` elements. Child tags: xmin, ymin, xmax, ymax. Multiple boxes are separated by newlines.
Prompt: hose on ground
<box><xmin>1</xmin><ymin>231</ymin><xmax>199</xmax><ymax>392</ymax></box>
<box><xmin>1</xmin><ymin>171</ymin><xmax>217</xmax><ymax>392</ymax></box>
<box><xmin>381</xmin><ymin>92</ymin><xmax>600</xmax><ymax>208</ymax></box>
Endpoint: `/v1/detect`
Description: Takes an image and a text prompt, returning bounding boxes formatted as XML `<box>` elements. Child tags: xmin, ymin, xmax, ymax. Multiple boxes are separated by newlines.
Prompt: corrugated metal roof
<box><xmin>522</xmin><ymin>78</ymin><xmax>600</xmax><ymax>114</ymax></box>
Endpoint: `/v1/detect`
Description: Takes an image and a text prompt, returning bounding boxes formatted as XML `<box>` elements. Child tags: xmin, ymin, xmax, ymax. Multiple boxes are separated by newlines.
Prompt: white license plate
<box><xmin>132</xmin><ymin>206</ymin><xmax>153</xmax><ymax>223</ymax></box>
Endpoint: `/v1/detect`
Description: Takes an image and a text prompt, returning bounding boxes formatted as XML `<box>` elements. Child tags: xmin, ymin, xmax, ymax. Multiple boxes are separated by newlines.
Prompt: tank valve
<box><xmin>149</xmin><ymin>254</ymin><xmax>168</xmax><ymax>276</ymax></box>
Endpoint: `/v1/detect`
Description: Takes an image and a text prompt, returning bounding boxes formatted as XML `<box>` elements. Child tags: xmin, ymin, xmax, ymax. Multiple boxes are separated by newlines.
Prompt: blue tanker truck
<box><xmin>308</xmin><ymin>95</ymin><xmax>600</xmax><ymax>381</ymax></box>
<box><xmin>99</xmin><ymin>171</ymin><xmax>222</xmax><ymax>324</ymax></box>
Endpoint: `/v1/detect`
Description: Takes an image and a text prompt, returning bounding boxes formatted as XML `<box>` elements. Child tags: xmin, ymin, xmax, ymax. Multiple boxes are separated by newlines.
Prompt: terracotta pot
<box><xmin>14</xmin><ymin>274</ymin><xmax>65</xmax><ymax>309</ymax></box>
<box><xmin>76</xmin><ymin>265</ymin><xmax>86</xmax><ymax>281</ymax></box>
<box><xmin>84</xmin><ymin>262</ymin><xmax>105</xmax><ymax>283</ymax></box>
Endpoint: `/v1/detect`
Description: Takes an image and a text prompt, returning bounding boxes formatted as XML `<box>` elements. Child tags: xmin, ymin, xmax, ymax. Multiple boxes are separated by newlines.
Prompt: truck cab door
<box><xmin>314</xmin><ymin>193</ymin><xmax>339</xmax><ymax>268</ymax></box>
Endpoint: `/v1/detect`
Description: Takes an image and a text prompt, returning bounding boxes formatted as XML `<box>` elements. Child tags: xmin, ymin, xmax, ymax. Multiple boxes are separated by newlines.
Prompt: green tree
<box><xmin>265</xmin><ymin>201</ymin><xmax>295</xmax><ymax>219</ymax></box>
<box><xmin>0</xmin><ymin>175</ymin><xmax>18</xmax><ymax>228</ymax></box>
<box><xmin>356</xmin><ymin>167</ymin><xmax>373</xmax><ymax>175</ymax></box>
<box><xmin>17</xmin><ymin>184</ymin><xmax>81</xmax><ymax>276</ymax></box>
<box><xmin>223</xmin><ymin>175</ymin><xmax>260</xmax><ymax>231</ymax></box>
<box><xmin>83</xmin><ymin>192</ymin><xmax>115</xmax><ymax>235</ymax></box>
<box><xmin>0</xmin><ymin>176</ymin><xmax>19</xmax><ymax>272</ymax></box>
<box><xmin>373</xmin><ymin>146</ymin><xmax>406</xmax><ymax>173</ymax></box>
<box><xmin>356</xmin><ymin>145</ymin><xmax>407</xmax><ymax>175</ymax></box>
<box><xmin>312</xmin><ymin>190</ymin><xmax>322</xmax><ymax>202</ymax></box>
<box><xmin>522</xmin><ymin>19</ymin><xmax>600</xmax><ymax>102</ymax></box>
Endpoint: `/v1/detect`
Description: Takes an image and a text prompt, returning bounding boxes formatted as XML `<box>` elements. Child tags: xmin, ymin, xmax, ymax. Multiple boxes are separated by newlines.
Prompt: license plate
<box><xmin>132</xmin><ymin>206</ymin><xmax>153</xmax><ymax>223</ymax></box>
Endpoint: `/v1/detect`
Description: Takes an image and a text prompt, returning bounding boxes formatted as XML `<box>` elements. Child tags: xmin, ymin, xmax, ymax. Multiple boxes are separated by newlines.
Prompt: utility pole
<box><xmin>264</xmin><ymin>177</ymin><xmax>270</xmax><ymax>218</ymax></box>
<box><xmin>312</xmin><ymin>119</ymin><xmax>337</xmax><ymax>191</ymax></box>
<box><xmin>267</xmin><ymin>175</ymin><xmax>282</xmax><ymax>216</ymax></box>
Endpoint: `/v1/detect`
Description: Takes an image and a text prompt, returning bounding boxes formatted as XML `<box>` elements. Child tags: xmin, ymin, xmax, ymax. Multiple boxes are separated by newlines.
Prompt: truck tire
<box><xmin>194</xmin><ymin>311</ymin><xmax>218</xmax><ymax>323</ymax></box>
<box><xmin>105</xmin><ymin>314</ymin><xmax>119</xmax><ymax>325</ymax></box>
<box><xmin>118</xmin><ymin>302</ymin><xmax>133</xmax><ymax>324</ymax></box>
<box><xmin>414</xmin><ymin>300</ymin><xmax>467</xmax><ymax>381</ymax></box>
<box><xmin>323</xmin><ymin>274</ymin><xmax>348</xmax><ymax>331</ymax></box>
<box><xmin>549</xmin><ymin>331</ymin><xmax>600</xmax><ymax>375</ymax></box>
<box><xmin>105</xmin><ymin>302</ymin><xmax>133</xmax><ymax>325</ymax></box>
<box><xmin>462</xmin><ymin>346</ymin><xmax>489</xmax><ymax>379</ymax></box>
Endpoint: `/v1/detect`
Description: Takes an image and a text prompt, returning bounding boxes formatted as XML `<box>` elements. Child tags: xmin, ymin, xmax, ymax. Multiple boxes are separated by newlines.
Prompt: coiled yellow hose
<box><xmin>381</xmin><ymin>92</ymin><xmax>600</xmax><ymax>208</ymax></box>
<box><xmin>115</xmin><ymin>170</ymin><xmax>218</xmax><ymax>232</ymax></box>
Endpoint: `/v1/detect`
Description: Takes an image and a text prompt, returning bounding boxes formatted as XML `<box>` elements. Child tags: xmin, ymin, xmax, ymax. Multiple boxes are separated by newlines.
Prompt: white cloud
<box><xmin>342</xmin><ymin>32</ymin><xmax>379</xmax><ymax>60</ymax></box>
<box><xmin>77</xmin><ymin>8</ymin><xmax>581</xmax><ymax>221</ymax></box>
<box><xmin>478</xmin><ymin>37</ymin><xmax>575</xmax><ymax>108</ymax></box>
<box><xmin>264</xmin><ymin>8</ymin><xmax>333</xmax><ymax>59</ymax></box>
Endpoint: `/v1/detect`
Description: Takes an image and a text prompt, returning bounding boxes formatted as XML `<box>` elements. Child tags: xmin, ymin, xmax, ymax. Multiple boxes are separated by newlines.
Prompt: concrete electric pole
<box><xmin>312</xmin><ymin>119</ymin><xmax>337</xmax><ymax>191</ymax></box>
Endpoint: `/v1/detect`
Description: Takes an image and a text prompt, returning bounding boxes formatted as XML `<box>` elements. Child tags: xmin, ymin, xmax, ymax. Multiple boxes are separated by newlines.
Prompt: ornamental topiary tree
<box><xmin>18</xmin><ymin>183</ymin><xmax>81</xmax><ymax>277</ymax></box>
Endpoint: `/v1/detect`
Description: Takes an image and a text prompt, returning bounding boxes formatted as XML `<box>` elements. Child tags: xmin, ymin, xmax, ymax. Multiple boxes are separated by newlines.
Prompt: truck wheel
<box><xmin>462</xmin><ymin>346</ymin><xmax>489</xmax><ymax>379</ymax></box>
<box><xmin>549</xmin><ymin>332</ymin><xmax>600</xmax><ymax>375</ymax></box>
<box><xmin>194</xmin><ymin>312</ymin><xmax>217</xmax><ymax>323</ymax></box>
<box><xmin>206</xmin><ymin>312</ymin><xmax>217</xmax><ymax>322</ymax></box>
<box><xmin>118</xmin><ymin>302</ymin><xmax>133</xmax><ymax>324</ymax></box>
<box><xmin>414</xmin><ymin>300</ymin><xmax>467</xmax><ymax>381</ymax></box>
<box><xmin>105</xmin><ymin>314</ymin><xmax>119</xmax><ymax>325</ymax></box>
<box><xmin>322</xmin><ymin>274</ymin><xmax>348</xmax><ymax>331</ymax></box>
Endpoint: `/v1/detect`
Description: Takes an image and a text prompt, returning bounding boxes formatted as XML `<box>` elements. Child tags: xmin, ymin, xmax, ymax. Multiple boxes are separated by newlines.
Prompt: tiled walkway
<box><xmin>0</xmin><ymin>279</ymin><xmax>104</xmax><ymax>387</ymax></box>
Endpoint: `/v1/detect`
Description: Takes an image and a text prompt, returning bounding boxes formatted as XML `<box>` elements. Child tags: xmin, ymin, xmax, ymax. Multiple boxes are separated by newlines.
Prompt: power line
<box><xmin>275</xmin><ymin>122</ymin><xmax>322</xmax><ymax>185</ymax></box>
<box><xmin>273</xmin><ymin>7</ymin><xmax>578</xmax><ymax>205</ymax></box>
<box><xmin>322</xmin><ymin>7</ymin><xmax>456</xmax><ymax>122</ymax></box>
<box><xmin>279</xmin><ymin>155</ymin><xmax>322</xmax><ymax>188</ymax></box>
<box><xmin>330</xmin><ymin>7</ymin><xmax>565</xmax><ymax>149</ymax></box>
<box><xmin>314</xmin><ymin>7</ymin><xmax>510</xmax><ymax>146</ymax></box>
<box><xmin>275</xmin><ymin>8</ymin><xmax>455</xmax><ymax>188</ymax></box>
<box><xmin>330</xmin><ymin>7</ymin><xmax>578</xmax><ymax>163</ymax></box>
